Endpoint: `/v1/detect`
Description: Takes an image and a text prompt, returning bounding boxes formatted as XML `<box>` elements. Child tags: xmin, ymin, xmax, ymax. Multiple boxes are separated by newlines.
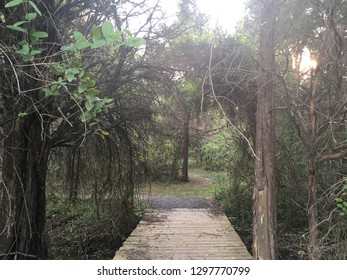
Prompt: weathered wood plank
<box><xmin>113</xmin><ymin>208</ymin><xmax>253</xmax><ymax>260</ymax></box>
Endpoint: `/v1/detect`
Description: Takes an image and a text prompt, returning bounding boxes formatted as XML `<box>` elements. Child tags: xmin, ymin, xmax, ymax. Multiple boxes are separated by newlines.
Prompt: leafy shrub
<box><xmin>217</xmin><ymin>183</ymin><xmax>253</xmax><ymax>252</ymax></box>
<box><xmin>46</xmin><ymin>195</ymin><xmax>140</xmax><ymax>259</ymax></box>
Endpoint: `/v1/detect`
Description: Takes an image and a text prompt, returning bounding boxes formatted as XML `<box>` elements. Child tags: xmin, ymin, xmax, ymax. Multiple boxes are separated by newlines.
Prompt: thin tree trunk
<box><xmin>253</xmin><ymin>0</ymin><xmax>278</xmax><ymax>260</ymax></box>
<box><xmin>68</xmin><ymin>148</ymin><xmax>81</xmax><ymax>201</ymax></box>
<box><xmin>307</xmin><ymin>69</ymin><xmax>320</xmax><ymax>259</ymax></box>
<box><xmin>182</xmin><ymin>111</ymin><xmax>190</xmax><ymax>182</ymax></box>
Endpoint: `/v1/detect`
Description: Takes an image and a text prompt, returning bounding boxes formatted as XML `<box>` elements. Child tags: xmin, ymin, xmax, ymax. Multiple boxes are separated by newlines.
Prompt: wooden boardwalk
<box><xmin>113</xmin><ymin>208</ymin><xmax>253</xmax><ymax>260</ymax></box>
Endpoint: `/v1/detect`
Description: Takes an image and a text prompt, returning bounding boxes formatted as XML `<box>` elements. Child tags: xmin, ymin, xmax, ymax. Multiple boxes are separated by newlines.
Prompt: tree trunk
<box><xmin>253</xmin><ymin>0</ymin><xmax>278</xmax><ymax>260</ymax></box>
<box><xmin>68</xmin><ymin>148</ymin><xmax>81</xmax><ymax>201</ymax></box>
<box><xmin>307</xmin><ymin>69</ymin><xmax>320</xmax><ymax>260</ymax></box>
<box><xmin>182</xmin><ymin>111</ymin><xmax>190</xmax><ymax>182</ymax></box>
<box><xmin>0</xmin><ymin>113</ymin><xmax>51</xmax><ymax>259</ymax></box>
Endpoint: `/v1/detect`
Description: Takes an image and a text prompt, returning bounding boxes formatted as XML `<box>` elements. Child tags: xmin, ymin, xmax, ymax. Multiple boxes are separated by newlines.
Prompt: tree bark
<box><xmin>307</xmin><ymin>69</ymin><xmax>320</xmax><ymax>260</ymax></box>
<box><xmin>68</xmin><ymin>148</ymin><xmax>81</xmax><ymax>201</ymax></box>
<box><xmin>0</xmin><ymin>112</ymin><xmax>51</xmax><ymax>259</ymax></box>
<box><xmin>253</xmin><ymin>0</ymin><xmax>278</xmax><ymax>260</ymax></box>
<box><xmin>182</xmin><ymin>110</ymin><xmax>190</xmax><ymax>182</ymax></box>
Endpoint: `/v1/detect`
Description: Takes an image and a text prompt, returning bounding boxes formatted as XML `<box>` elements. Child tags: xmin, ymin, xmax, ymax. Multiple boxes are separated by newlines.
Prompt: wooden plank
<box><xmin>113</xmin><ymin>208</ymin><xmax>253</xmax><ymax>260</ymax></box>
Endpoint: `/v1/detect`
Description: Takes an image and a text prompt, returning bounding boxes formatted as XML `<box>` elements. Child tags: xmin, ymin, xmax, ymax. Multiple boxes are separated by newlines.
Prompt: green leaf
<box><xmin>76</xmin><ymin>41</ymin><xmax>92</xmax><ymax>50</ymax></box>
<box><xmin>30</xmin><ymin>49</ymin><xmax>42</xmax><ymax>56</ymax></box>
<box><xmin>337</xmin><ymin>203</ymin><xmax>343</xmax><ymax>208</ymax></box>
<box><xmin>71</xmin><ymin>61</ymin><xmax>82</xmax><ymax>68</ymax></box>
<box><xmin>86</xmin><ymin>88</ymin><xmax>100</xmax><ymax>96</ymax></box>
<box><xmin>6</xmin><ymin>24</ymin><xmax>27</xmax><ymax>33</ymax></box>
<box><xmin>94</xmin><ymin>100</ymin><xmax>106</xmax><ymax>111</ymax></box>
<box><xmin>14</xmin><ymin>20</ymin><xmax>28</xmax><ymax>27</ymax></box>
<box><xmin>111</xmin><ymin>31</ymin><xmax>122</xmax><ymax>42</ymax></box>
<box><xmin>102</xmin><ymin>21</ymin><xmax>114</xmax><ymax>38</ymax></box>
<box><xmin>91</xmin><ymin>25</ymin><xmax>102</xmax><ymax>41</ymax></box>
<box><xmin>67</xmin><ymin>68</ymin><xmax>80</xmax><ymax>75</ymax></box>
<box><xmin>73</xmin><ymin>31</ymin><xmax>87</xmax><ymax>42</ymax></box>
<box><xmin>43</xmin><ymin>86</ymin><xmax>59</xmax><ymax>96</ymax></box>
<box><xmin>18</xmin><ymin>112</ymin><xmax>28</xmax><ymax>118</ymax></box>
<box><xmin>16</xmin><ymin>43</ymin><xmax>30</xmax><ymax>57</ymax></box>
<box><xmin>73</xmin><ymin>92</ymin><xmax>83</xmax><ymax>102</ymax></box>
<box><xmin>86</xmin><ymin>79</ymin><xmax>96</xmax><ymax>88</ymax></box>
<box><xmin>81</xmin><ymin>73</ymin><xmax>94</xmax><ymax>83</ymax></box>
<box><xmin>125</xmin><ymin>37</ymin><xmax>146</xmax><ymax>47</ymax></box>
<box><xmin>78</xmin><ymin>84</ymin><xmax>87</xmax><ymax>93</ymax></box>
<box><xmin>335</xmin><ymin>198</ymin><xmax>343</xmax><ymax>202</ymax></box>
<box><xmin>28</xmin><ymin>1</ymin><xmax>42</xmax><ymax>16</ymax></box>
<box><xmin>78</xmin><ymin>69</ymin><xmax>85</xmax><ymax>79</ymax></box>
<box><xmin>22</xmin><ymin>54</ymin><xmax>34</xmax><ymax>62</ymax></box>
<box><xmin>100</xmin><ymin>129</ymin><xmax>109</xmax><ymax>136</ymax></box>
<box><xmin>339</xmin><ymin>212</ymin><xmax>346</xmax><ymax>216</ymax></box>
<box><xmin>30</xmin><ymin>31</ymin><xmax>48</xmax><ymax>38</ymax></box>
<box><xmin>104</xmin><ymin>98</ymin><xmax>113</xmax><ymax>104</ymax></box>
<box><xmin>25</xmin><ymin>12</ymin><xmax>37</xmax><ymax>21</ymax></box>
<box><xmin>65</xmin><ymin>68</ymin><xmax>79</xmax><ymax>82</ymax></box>
<box><xmin>50</xmin><ymin>65</ymin><xmax>63</xmax><ymax>74</ymax></box>
<box><xmin>82</xmin><ymin>72</ymin><xmax>94</xmax><ymax>80</ymax></box>
<box><xmin>5</xmin><ymin>0</ymin><xmax>23</xmax><ymax>8</ymax></box>
<box><xmin>61</xmin><ymin>44</ymin><xmax>74</xmax><ymax>51</ymax></box>
<box><xmin>85</xmin><ymin>100</ymin><xmax>93</xmax><ymax>111</ymax></box>
<box><xmin>91</xmin><ymin>39</ymin><xmax>108</xmax><ymax>49</ymax></box>
<box><xmin>88</xmin><ymin>121</ymin><xmax>98</xmax><ymax>127</ymax></box>
<box><xmin>80</xmin><ymin>111</ymin><xmax>94</xmax><ymax>122</ymax></box>
<box><xmin>22</xmin><ymin>42</ymin><xmax>30</xmax><ymax>53</ymax></box>
<box><xmin>66</xmin><ymin>73</ymin><xmax>74</xmax><ymax>83</ymax></box>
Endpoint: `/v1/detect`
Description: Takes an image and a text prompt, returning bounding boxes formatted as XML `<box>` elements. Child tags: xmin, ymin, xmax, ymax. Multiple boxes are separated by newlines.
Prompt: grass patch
<box><xmin>139</xmin><ymin>167</ymin><xmax>229</xmax><ymax>198</ymax></box>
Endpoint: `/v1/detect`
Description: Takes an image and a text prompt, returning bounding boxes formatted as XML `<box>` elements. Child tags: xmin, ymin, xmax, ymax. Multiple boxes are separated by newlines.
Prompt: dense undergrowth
<box><xmin>46</xmin><ymin>195</ymin><xmax>144</xmax><ymax>260</ymax></box>
<box><xmin>45</xmin><ymin>158</ymin><xmax>346</xmax><ymax>260</ymax></box>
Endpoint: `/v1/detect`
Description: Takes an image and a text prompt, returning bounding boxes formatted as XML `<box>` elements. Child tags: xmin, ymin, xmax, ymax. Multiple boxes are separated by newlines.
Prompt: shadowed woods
<box><xmin>1</xmin><ymin>0</ymin><xmax>346</xmax><ymax>260</ymax></box>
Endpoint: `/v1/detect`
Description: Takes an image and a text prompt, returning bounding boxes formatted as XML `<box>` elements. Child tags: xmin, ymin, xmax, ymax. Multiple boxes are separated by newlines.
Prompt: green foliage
<box><xmin>30</xmin><ymin>31</ymin><xmax>48</xmax><ymax>39</ymax></box>
<box><xmin>15</xmin><ymin>41</ymin><xmax>37</xmax><ymax>61</ymax></box>
<box><xmin>55</xmin><ymin>22</ymin><xmax>145</xmax><ymax>122</ymax></box>
<box><xmin>336</xmin><ymin>184</ymin><xmax>347</xmax><ymax>217</ymax></box>
<box><xmin>196</xmin><ymin>128</ymin><xmax>235</xmax><ymax>172</ymax></box>
<box><xmin>5</xmin><ymin>3</ymin><xmax>44</xmax><ymax>60</ymax></box>
<box><xmin>18</xmin><ymin>112</ymin><xmax>28</xmax><ymax>118</ymax></box>
<box><xmin>24</xmin><ymin>12</ymin><xmax>37</xmax><ymax>21</ymax></box>
<box><xmin>5</xmin><ymin>0</ymin><xmax>23</xmax><ymax>8</ymax></box>
<box><xmin>6</xmin><ymin>21</ymin><xmax>27</xmax><ymax>33</ymax></box>
<box><xmin>217</xmin><ymin>182</ymin><xmax>253</xmax><ymax>252</ymax></box>
<box><xmin>145</xmin><ymin>135</ymin><xmax>182</xmax><ymax>180</ymax></box>
<box><xmin>4</xmin><ymin>2</ymin><xmax>146</xmax><ymax>124</ymax></box>
<box><xmin>28</xmin><ymin>1</ymin><xmax>42</xmax><ymax>16</ymax></box>
<box><xmin>125</xmin><ymin>37</ymin><xmax>146</xmax><ymax>47</ymax></box>
<box><xmin>62</xmin><ymin>21</ymin><xmax>133</xmax><ymax>51</ymax></box>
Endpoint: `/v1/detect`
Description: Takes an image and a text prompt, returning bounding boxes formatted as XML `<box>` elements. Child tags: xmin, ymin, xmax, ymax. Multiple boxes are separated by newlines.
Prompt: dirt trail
<box><xmin>140</xmin><ymin>171</ymin><xmax>217</xmax><ymax>210</ymax></box>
